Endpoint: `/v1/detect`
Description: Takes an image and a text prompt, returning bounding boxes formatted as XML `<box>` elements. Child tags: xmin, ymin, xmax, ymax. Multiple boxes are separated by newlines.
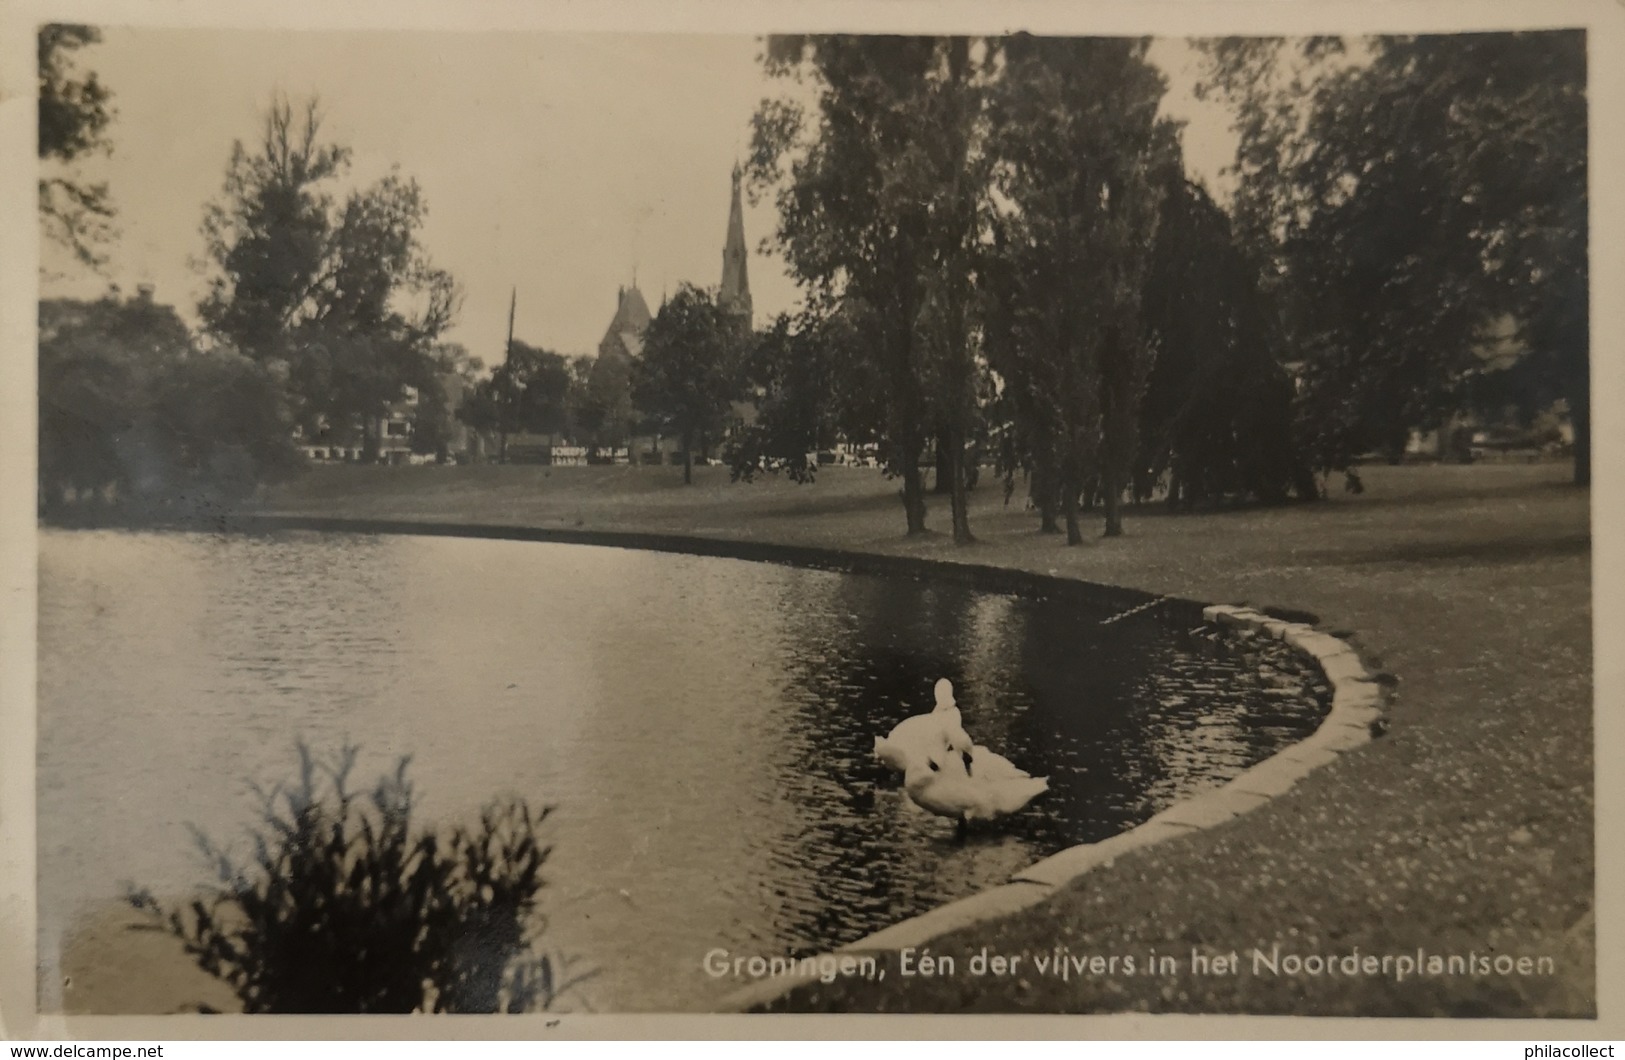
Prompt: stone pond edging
<box><xmin>719</xmin><ymin>604</ymin><xmax>1386</xmax><ymax>1014</ymax></box>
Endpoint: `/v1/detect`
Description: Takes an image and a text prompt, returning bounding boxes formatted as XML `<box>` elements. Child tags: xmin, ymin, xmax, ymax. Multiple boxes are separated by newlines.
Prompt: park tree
<box><xmin>198</xmin><ymin>96</ymin><xmax>460</xmax><ymax>457</ymax></box>
<box><xmin>576</xmin><ymin>352</ymin><xmax>638</xmax><ymax>453</ymax></box>
<box><xmin>410</xmin><ymin>377</ymin><xmax>454</xmax><ymax>463</ymax></box>
<box><xmin>631</xmin><ymin>284</ymin><xmax>742</xmax><ymax>484</ymax></box>
<box><xmin>1136</xmin><ymin>169</ymin><xmax>1315</xmax><ymax>507</ymax></box>
<box><xmin>985</xmin><ymin>35</ymin><xmax>1175</xmax><ymax>542</ymax></box>
<box><xmin>725</xmin><ymin>313</ymin><xmax>824</xmax><ymax>484</ymax></box>
<box><xmin>409</xmin><ymin>343</ymin><xmax>479</xmax><ymax>463</ymax></box>
<box><xmin>751</xmin><ymin>35</ymin><xmax>992</xmax><ymax>541</ymax></box>
<box><xmin>39</xmin><ymin>24</ymin><xmax>116</xmax><ymax>268</ymax></box>
<box><xmin>564</xmin><ymin>355</ymin><xmax>597</xmax><ymax>445</ymax></box>
<box><xmin>1435</xmin><ymin>33</ymin><xmax>1588</xmax><ymax>485</ymax></box>
<box><xmin>198</xmin><ymin>97</ymin><xmax>346</xmax><ymax>361</ymax></box>
<box><xmin>981</xmin><ymin>210</ymin><xmax>1077</xmax><ymax>535</ymax></box>
<box><xmin>726</xmin><ymin>308</ymin><xmax>883</xmax><ymax>483</ymax></box>
<box><xmin>457</xmin><ymin>344</ymin><xmax>571</xmax><ymax>462</ymax></box>
<box><xmin>145</xmin><ymin>350</ymin><xmax>304</xmax><ymax>504</ymax></box>
<box><xmin>1197</xmin><ymin>32</ymin><xmax>1589</xmax><ymax>484</ymax></box>
<box><xmin>455</xmin><ymin>377</ymin><xmax>504</xmax><ymax>461</ymax></box>
<box><xmin>38</xmin><ymin>291</ymin><xmax>299</xmax><ymax>513</ymax></box>
<box><xmin>38</xmin><ymin>293</ymin><xmax>186</xmax><ymax>508</ymax></box>
<box><xmin>910</xmin><ymin>36</ymin><xmax>993</xmax><ymax>543</ymax></box>
<box><xmin>500</xmin><ymin>343</ymin><xmax>575</xmax><ymax>443</ymax></box>
<box><xmin>1190</xmin><ymin>37</ymin><xmax>1353</xmax><ymax>279</ymax></box>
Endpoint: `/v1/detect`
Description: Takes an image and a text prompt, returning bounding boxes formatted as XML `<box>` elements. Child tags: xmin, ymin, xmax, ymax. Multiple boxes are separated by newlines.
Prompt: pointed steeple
<box><xmin>719</xmin><ymin>163</ymin><xmax>752</xmax><ymax>328</ymax></box>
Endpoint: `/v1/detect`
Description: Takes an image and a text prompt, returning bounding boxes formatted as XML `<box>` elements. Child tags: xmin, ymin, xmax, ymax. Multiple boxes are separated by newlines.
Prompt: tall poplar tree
<box><xmin>751</xmin><ymin>35</ymin><xmax>991</xmax><ymax>540</ymax></box>
<box><xmin>986</xmin><ymin>35</ymin><xmax>1175</xmax><ymax>542</ymax></box>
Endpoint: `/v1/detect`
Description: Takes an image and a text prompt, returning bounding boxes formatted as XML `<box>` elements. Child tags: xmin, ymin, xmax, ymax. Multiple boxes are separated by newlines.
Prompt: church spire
<box><xmin>719</xmin><ymin>163</ymin><xmax>752</xmax><ymax>328</ymax></box>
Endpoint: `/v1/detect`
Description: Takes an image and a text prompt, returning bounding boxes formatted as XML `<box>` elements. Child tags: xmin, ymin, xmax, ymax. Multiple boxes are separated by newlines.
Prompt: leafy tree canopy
<box><xmin>38</xmin><ymin>24</ymin><xmax>117</xmax><ymax>267</ymax></box>
<box><xmin>984</xmin><ymin>34</ymin><xmax>1175</xmax><ymax>540</ymax></box>
<box><xmin>39</xmin><ymin>292</ymin><xmax>300</xmax><ymax>513</ymax></box>
<box><xmin>198</xmin><ymin>96</ymin><xmax>462</xmax><ymax>443</ymax></box>
<box><xmin>1197</xmin><ymin>31</ymin><xmax>1588</xmax><ymax>482</ymax></box>
<box><xmin>726</xmin><ymin>308</ymin><xmax>882</xmax><ymax>483</ymax></box>
<box><xmin>631</xmin><ymin>284</ymin><xmax>744</xmax><ymax>484</ymax></box>
<box><xmin>752</xmin><ymin>35</ymin><xmax>996</xmax><ymax>537</ymax></box>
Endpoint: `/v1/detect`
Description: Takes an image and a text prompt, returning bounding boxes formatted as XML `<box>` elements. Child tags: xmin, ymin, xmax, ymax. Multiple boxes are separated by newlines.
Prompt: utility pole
<box><xmin>500</xmin><ymin>286</ymin><xmax>516</xmax><ymax>463</ymax></box>
<box><xmin>505</xmin><ymin>286</ymin><xmax>517</xmax><ymax>364</ymax></box>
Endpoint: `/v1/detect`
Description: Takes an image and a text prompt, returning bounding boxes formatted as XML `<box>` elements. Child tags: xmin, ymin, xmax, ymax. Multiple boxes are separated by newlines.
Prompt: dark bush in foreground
<box><xmin>129</xmin><ymin>742</ymin><xmax>593</xmax><ymax>1013</ymax></box>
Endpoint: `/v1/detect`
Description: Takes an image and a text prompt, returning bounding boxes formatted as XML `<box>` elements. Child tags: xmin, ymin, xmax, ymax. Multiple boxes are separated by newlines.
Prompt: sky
<box><xmin>39</xmin><ymin>30</ymin><xmax>1240</xmax><ymax>368</ymax></box>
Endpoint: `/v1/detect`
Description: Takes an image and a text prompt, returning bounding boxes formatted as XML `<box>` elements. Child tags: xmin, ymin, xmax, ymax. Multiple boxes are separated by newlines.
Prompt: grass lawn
<box><xmin>255</xmin><ymin>460</ymin><xmax>1593</xmax><ymax>1017</ymax></box>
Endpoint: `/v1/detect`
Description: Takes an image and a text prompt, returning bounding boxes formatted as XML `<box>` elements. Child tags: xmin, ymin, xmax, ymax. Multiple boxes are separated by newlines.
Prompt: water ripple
<box><xmin>39</xmin><ymin>528</ymin><xmax>1326</xmax><ymax>1012</ymax></box>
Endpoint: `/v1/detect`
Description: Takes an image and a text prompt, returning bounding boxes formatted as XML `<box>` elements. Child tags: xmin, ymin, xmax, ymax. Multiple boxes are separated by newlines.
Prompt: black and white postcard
<box><xmin>1</xmin><ymin>0</ymin><xmax>1619</xmax><ymax>1041</ymax></box>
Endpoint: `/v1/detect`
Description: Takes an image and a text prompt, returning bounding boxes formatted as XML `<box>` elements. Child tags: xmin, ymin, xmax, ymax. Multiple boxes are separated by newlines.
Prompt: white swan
<box><xmin>873</xmin><ymin>678</ymin><xmax>974</xmax><ymax>773</ymax></box>
<box><xmin>902</xmin><ymin>747</ymin><xmax>1050</xmax><ymax>826</ymax></box>
<box><xmin>960</xmin><ymin>744</ymin><xmax>1033</xmax><ymax>781</ymax></box>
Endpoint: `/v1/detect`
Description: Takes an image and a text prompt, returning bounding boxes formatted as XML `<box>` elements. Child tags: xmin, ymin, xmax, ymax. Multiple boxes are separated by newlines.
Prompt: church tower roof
<box><xmin>598</xmin><ymin>283</ymin><xmax>652</xmax><ymax>361</ymax></box>
<box><xmin>719</xmin><ymin>164</ymin><xmax>753</xmax><ymax>327</ymax></box>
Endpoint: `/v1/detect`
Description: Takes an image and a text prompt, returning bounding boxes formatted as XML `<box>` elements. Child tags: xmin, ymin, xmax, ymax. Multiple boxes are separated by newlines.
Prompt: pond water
<box><xmin>38</xmin><ymin>528</ymin><xmax>1327</xmax><ymax>1012</ymax></box>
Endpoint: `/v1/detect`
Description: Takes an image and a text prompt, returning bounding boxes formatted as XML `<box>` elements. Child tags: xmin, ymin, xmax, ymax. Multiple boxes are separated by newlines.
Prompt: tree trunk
<box><xmin>1034</xmin><ymin>461</ymin><xmax>1061</xmax><ymax>534</ymax></box>
<box><xmin>1103</xmin><ymin>470</ymin><xmax>1123</xmax><ymax>537</ymax></box>
<box><xmin>948</xmin><ymin>431</ymin><xmax>974</xmax><ymax>545</ymax></box>
<box><xmin>498</xmin><ymin>429</ymin><xmax>508</xmax><ymax>464</ymax></box>
<box><xmin>1132</xmin><ymin>466</ymin><xmax>1153</xmax><ymax>504</ymax></box>
<box><xmin>893</xmin><ymin>436</ymin><xmax>928</xmax><ymax>534</ymax></box>
<box><xmin>1062</xmin><ymin>467</ymin><xmax>1083</xmax><ymax>546</ymax></box>
<box><xmin>933</xmin><ymin>430</ymin><xmax>954</xmax><ymax>494</ymax></box>
<box><xmin>901</xmin><ymin>453</ymin><xmax>928</xmax><ymax>535</ymax></box>
<box><xmin>1291</xmin><ymin>459</ymin><xmax>1320</xmax><ymax>502</ymax></box>
<box><xmin>682</xmin><ymin>429</ymin><xmax>693</xmax><ymax>485</ymax></box>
